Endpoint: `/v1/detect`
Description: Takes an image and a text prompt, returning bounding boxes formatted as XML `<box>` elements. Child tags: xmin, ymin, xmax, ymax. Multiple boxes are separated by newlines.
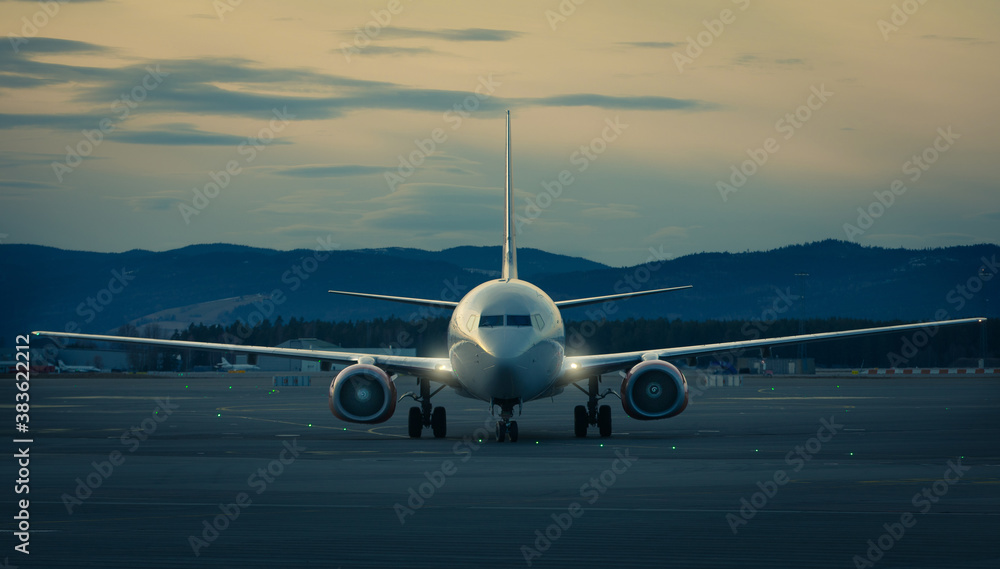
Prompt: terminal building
<box><xmin>253</xmin><ymin>338</ymin><xmax>416</xmax><ymax>372</ymax></box>
<box><xmin>737</xmin><ymin>357</ymin><xmax>816</xmax><ymax>375</ymax></box>
<box><xmin>27</xmin><ymin>337</ymin><xmax>414</xmax><ymax>373</ymax></box>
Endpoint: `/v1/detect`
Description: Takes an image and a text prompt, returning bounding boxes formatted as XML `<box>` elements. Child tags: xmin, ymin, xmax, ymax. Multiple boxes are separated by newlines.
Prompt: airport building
<box><xmin>25</xmin><ymin>338</ymin><xmax>414</xmax><ymax>373</ymax></box>
<box><xmin>737</xmin><ymin>357</ymin><xmax>816</xmax><ymax>375</ymax></box>
<box><xmin>253</xmin><ymin>338</ymin><xmax>416</xmax><ymax>372</ymax></box>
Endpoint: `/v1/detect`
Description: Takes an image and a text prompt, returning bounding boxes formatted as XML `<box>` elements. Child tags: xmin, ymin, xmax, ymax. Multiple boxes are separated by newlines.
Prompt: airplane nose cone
<box><xmin>489</xmin><ymin>361</ymin><xmax>519</xmax><ymax>397</ymax></box>
<box><xmin>477</xmin><ymin>328</ymin><xmax>533</xmax><ymax>360</ymax></box>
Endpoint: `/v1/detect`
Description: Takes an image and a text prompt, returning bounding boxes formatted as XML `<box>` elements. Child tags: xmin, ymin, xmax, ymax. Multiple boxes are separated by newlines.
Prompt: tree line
<box><xmin>143</xmin><ymin>315</ymin><xmax>998</xmax><ymax>371</ymax></box>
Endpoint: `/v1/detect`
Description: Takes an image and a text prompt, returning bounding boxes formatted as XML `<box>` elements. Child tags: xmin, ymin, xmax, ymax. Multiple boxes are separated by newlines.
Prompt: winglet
<box><xmin>502</xmin><ymin>110</ymin><xmax>518</xmax><ymax>281</ymax></box>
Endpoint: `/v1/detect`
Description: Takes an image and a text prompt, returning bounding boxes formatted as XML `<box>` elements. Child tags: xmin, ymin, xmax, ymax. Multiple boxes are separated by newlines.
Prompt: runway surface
<box><xmin>6</xmin><ymin>372</ymin><xmax>999</xmax><ymax>568</ymax></box>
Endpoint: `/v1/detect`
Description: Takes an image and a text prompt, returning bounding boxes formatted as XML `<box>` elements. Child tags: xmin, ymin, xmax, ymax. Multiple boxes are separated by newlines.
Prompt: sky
<box><xmin>0</xmin><ymin>0</ymin><xmax>997</xmax><ymax>267</ymax></box>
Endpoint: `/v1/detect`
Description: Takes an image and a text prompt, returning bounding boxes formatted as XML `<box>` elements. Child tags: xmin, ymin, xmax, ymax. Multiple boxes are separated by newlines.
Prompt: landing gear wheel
<box><xmin>496</xmin><ymin>420</ymin><xmax>507</xmax><ymax>442</ymax></box>
<box><xmin>598</xmin><ymin>405</ymin><xmax>612</xmax><ymax>437</ymax></box>
<box><xmin>508</xmin><ymin>421</ymin><xmax>519</xmax><ymax>442</ymax></box>
<box><xmin>408</xmin><ymin>406</ymin><xmax>422</xmax><ymax>439</ymax></box>
<box><xmin>574</xmin><ymin>405</ymin><xmax>588</xmax><ymax>438</ymax></box>
<box><xmin>431</xmin><ymin>407</ymin><xmax>447</xmax><ymax>438</ymax></box>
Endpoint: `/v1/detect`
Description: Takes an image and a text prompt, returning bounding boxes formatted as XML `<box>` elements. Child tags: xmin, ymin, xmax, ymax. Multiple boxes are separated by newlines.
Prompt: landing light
<box><xmin>570</xmin><ymin>363</ymin><xmax>579</xmax><ymax>370</ymax></box>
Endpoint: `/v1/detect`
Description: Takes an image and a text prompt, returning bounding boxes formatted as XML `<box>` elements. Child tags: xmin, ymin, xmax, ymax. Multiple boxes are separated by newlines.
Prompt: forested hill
<box><xmin>1</xmin><ymin>239</ymin><xmax>996</xmax><ymax>345</ymax></box>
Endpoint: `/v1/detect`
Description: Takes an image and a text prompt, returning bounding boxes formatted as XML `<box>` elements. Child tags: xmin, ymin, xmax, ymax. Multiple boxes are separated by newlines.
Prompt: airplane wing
<box><xmin>31</xmin><ymin>331</ymin><xmax>457</xmax><ymax>386</ymax></box>
<box><xmin>558</xmin><ymin>317</ymin><xmax>986</xmax><ymax>383</ymax></box>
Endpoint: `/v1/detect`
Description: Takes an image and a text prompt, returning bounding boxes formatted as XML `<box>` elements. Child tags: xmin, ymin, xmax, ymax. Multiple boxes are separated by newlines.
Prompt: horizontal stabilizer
<box><xmin>554</xmin><ymin>285</ymin><xmax>693</xmax><ymax>309</ymax></box>
<box><xmin>328</xmin><ymin>290</ymin><xmax>459</xmax><ymax>310</ymax></box>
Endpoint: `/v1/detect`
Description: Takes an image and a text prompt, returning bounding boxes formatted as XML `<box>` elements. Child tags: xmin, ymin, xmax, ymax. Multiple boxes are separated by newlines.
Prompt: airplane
<box><xmin>216</xmin><ymin>357</ymin><xmax>261</xmax><ymax>372</ymax></box>
<box><xmin>57</xmin><ymin>359</ymin><xmax>101</xmax><ymax>373</ymax></box>
<box><xmin>34</xmin><ymin>111</ymin><xmax>986</xmax><ymax>442</ymax></box>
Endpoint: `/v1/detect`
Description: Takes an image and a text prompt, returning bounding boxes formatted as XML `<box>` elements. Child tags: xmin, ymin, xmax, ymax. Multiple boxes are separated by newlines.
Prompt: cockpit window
<box><xmin>507</xmin><ymin>315</ymin><xmax>532</xmax><ymax>327</ymax></box>
<box><xmin>480</xmin><ymin>315</ymin><xmax>504</xmax><ymax>328</ymax></box>
<box><xmin>478</xmin><ymin>314</ymin><xmax>532</xmax><ymax>328</ymax></box>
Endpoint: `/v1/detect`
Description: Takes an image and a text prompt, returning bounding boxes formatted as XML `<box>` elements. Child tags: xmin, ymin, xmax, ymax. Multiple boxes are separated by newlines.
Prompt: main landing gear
<box><xmin>572</xmin><ymin>376</ymin><xmax>617</xmax><ymax>438</ymax></box>
<box><xmin>492</xmin><ymin>398</ymin><xmax>521</xmax><ymax>443</ymax></box>
<box><xmin>401</xmin><ymin>377</ymin><xmax>447</xmax><ymax>439</ymax></box>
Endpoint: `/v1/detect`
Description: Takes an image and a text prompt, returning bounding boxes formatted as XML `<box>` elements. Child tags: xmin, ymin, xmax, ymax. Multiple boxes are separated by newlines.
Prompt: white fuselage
<box><xmin>447</xmin><ymin>279</ymin><xmax>565</xmax><ymax>403</ymax></box>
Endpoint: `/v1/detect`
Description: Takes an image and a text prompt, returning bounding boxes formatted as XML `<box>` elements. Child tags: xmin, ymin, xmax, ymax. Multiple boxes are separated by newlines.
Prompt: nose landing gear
<box><xmin>492</xmin><ymin>398</ymin><xmax>521</xmax><ymax>442</ymax></box>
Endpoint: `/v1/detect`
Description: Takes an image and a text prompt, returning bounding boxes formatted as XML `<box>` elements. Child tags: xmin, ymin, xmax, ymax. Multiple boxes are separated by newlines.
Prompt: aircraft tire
<box><xmin>431</xmin><ymin>407</ymin><xmax>447</xmax><ymax>438</ymax></box>
<box><xmin>408</xmin><ymin>406</ymin><xmax>422</xmax><ymax>438</ymax></box>
<box><xmin>598</xmin><ymin>405</ymin><xmax>612</xmax><ymax>437</ymax></box>
<box><xmin>574</xmin><ymin>405</ymin><xmax>588</xmax><ymax>438</ymax></box>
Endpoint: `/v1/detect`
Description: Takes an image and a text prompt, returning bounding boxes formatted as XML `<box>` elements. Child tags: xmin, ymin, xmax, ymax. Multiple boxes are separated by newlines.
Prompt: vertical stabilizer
<box><xmin>502</xmin><ymin>110</ymin><xmax>518</xmax><ymax>281</ymax></box>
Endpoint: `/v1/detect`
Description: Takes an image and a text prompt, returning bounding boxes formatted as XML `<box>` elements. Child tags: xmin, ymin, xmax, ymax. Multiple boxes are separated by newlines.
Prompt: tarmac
<box><xmin>6</xmin><ymin>372</ymin><xmax>999</xmax><ymax>568</ymax></box>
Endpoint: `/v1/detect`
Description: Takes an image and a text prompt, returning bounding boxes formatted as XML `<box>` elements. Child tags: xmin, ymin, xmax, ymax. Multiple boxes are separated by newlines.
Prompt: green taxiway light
<box><xmin>217</xmin><ymin>413</ymin><xmax>221</xmax><ymax>417</ymax></box>
<box><xmin>672</xmin><ymin>446</ymin><xmax>676</xmax><ymax>450</ymax></box>
<box><xmin>308</xmin><ymin>424</ymin><xmax>312</xmax><ymax>427</ymax></box>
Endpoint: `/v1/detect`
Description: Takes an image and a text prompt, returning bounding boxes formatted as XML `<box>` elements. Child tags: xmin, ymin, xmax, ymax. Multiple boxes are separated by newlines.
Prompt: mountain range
<box><xmin>1</xmin><ymin>239</ymin><xmax>996</xmax><ymax>347</ymax></box>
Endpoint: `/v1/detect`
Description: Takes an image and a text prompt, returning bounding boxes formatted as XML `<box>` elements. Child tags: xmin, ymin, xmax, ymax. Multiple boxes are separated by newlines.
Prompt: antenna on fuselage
<box><xmin>502</xmin><ymin>110</ymin><xmax>518</xmax><ymax>281</ymax></box>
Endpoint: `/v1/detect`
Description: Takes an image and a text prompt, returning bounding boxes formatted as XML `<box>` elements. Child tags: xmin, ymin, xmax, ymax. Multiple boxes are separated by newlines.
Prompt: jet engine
<box><xmin>329</xmin><ymin>364</ymin><xmax>397</xmax><ymax>423</ymax></box>
<box><xmin>620</xmin><ymin>360</ymin><xmax>688</xmax><ymax>420</ymax></box>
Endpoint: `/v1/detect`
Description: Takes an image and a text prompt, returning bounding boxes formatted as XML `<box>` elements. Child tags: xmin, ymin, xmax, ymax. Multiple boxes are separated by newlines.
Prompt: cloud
<box><xmin>341</xmin><ymin>46</ymin><xmax>439</xmax><ymax>57</ymax></box>
<box><xmin>579</xmin><ymin>206</ymin><xmax>640</xmax><ymax>220</ymax></box>
<box><xmin>0</xmin><ymin>152</ymin><xmax>64</xmax><ymax>167</ymax></box>
<box><xmin>646</xmin><ymin>226</ymin><xmax>697</xmax><ymax>242</ymax></box>
<box><xmin>119</xmin><ymin>195</ymin><xmax>181</xmax><ymax>212</ymax></box>
<box><xmin>0</xmin><ymin>179</ymin><xmax>63</xmax><ymax>190</ymax></box>
<box><xmin>922</xmin><ymin>35</ymin><xmax>993</xmax><ymax>45</ymax></box>
<box><xmin>375</xmin><ymin>27</ymin><xmax>522</xmax><ymax>42</ymax></box>
<box><xmin>529</xmin><ymin>94</ymin><xmax>715</xmax><ymax>111</ymax></box>
<box><xmin>272</xmin><ymin>164</ymin><xmax>385</xmax><ymax>178</ymax></box>
<box><xmin>0</xmin><ymin>112</ymin><xmax>109</xmax><ymax>130</ymax></box>
<box><xmin>0</xmin><ymin>37</ymin><xmax>109</xmax><ymax>56</ymax></box>
<box><xmin>618</xmin><ymin>41</ymin><xmax>679</xmax><ymax>49</ymax></box>
<box><xmin>112</xmin><ymin>123</ymin><xmax>275</xmax><ymax>146</ymax></box>
<box><xmin>0</xmin><ymin>73</ymin><xmax>58</xmax><ymax>89</ymax></box>
<box><xmin>0</xmin><ymin>46</ymin><xmax>718</xmax><ymax>129</ymax></box>
<box><xmin>734</xmin><ymin>54</ymin><xmax>807</xmax><ymax>68</ymax></box>
<box><xmin>967</xmin><ymin>210</ymin><xmax>1000</xmax><ymax>221</ymax></box>
<box><xmin>358</xmin><ymin>183</ymin><xmax>500</xmax><ymax>232</ymax></box>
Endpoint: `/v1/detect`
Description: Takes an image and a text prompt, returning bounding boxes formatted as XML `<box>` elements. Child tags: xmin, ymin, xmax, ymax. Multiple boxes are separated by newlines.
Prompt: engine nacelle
<box><xmin>620</xmin><ymin>360</ymin><xmax>688</xmax><ymax>420</ymax></box>
<box><xmin>329</xmin><ymin>364</ymin><xmax>397</xmax><ymax>424</ymax></box>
